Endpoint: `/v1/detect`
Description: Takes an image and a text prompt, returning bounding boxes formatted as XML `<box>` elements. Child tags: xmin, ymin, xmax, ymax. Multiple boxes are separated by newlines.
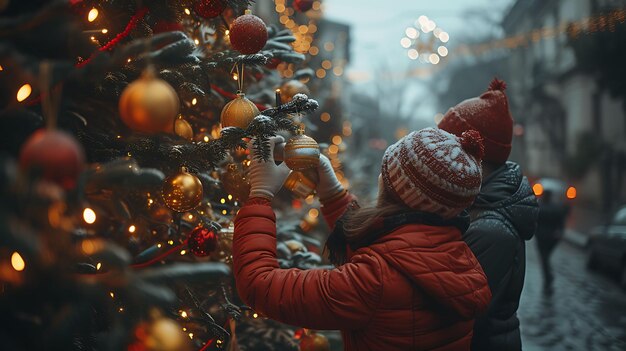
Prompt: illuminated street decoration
<box><xmin>401</xmin><ymin>15</ymin><xmax>449</xmax><ymax>64</ymax></box>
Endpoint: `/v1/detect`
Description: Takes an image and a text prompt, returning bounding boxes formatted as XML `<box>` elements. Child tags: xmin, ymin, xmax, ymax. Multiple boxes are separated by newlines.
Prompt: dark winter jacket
<box><xmin>463</xmin><ymin>161</ymin><xmax>538</xmax><ymax>351</ymax></box>
<box><xmin>233</xmin><ymin>193</ymin><xmax>491</xmax><ymax>351</ymax></box>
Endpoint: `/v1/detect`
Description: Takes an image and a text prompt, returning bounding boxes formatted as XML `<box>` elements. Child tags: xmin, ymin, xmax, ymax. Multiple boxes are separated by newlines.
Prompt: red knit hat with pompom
<box><xmin>381</xmin><ymin>128</ymin><xmax>484</xmax><ymax>219</ymax></box>
<box><xmin>438</xmin><ymin>78</ymin><xmax>513</xmax><ymax>164</ymax></box>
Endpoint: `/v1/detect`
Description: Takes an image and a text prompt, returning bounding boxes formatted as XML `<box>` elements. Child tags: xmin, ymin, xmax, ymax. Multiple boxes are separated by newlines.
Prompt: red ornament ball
<box><xmin>229</xmin><ymin>14</ymin><xmax>268</xmax><ymax>55</ymax></box>
<box><xmin>194</xmin><ymin>0</ymin><xmax>227</xmax><ymax>19</ymax></box>
<box><xmin>19</xmin><ymin>129</ymin><xmax>85</xmax><ymax>190</ymax></box>
<box><xmin>294</xmin><ymin>0</ymin><xmax>315</xmax><ymax>12</ymax></box>
<box><xmin>188</xmin><ymin>225</ymin><xmax>218</xmax><ymax>257</ymax></box>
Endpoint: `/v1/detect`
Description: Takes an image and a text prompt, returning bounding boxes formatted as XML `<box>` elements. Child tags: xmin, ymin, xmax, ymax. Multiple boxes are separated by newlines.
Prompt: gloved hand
<box><xmin>247</xmin><ymin>136</ymin><xmax>291</xmax><ymax>200</ymax></box>
<box><xmin>316</xmin><ymin>154</ymin><xmax>345</xmax><ymax>202</ymax></box>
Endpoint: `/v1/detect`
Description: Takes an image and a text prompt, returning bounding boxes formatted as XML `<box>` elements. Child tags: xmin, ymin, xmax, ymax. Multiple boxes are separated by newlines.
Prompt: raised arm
<box><xmin>233</xmin><ymin>199</ymin><xmax>383</xmax><ymax>330</ymax></box>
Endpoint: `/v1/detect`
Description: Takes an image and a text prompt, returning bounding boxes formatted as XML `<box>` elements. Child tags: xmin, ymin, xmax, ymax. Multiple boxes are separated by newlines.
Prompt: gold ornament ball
<box><xmin>143</xmin><ymin>317</ymin><xmax>192</xmax><ymax>351</ymax></box>
<box><xmin>220</xmin><ymin>92</ymin><xmax>259</xmax><ymax>129</ymax></box>
<box><xmin>280</xmin><ymin>80</ymin><xmax>310</xmax><ymax>102</ymax></box>
<box><xmin>284</xmin><ymin>239</ymin><xmax>307</xmax><ymax>254</ymax></box>
<box><xmin>119</xmin><ymin>70</ymin><xmax>179</xmax><ymax>134</ymax></box>
<box><xmin>174</xmin><ymin>117</ymin><xmax>194</xmax><ymax>140</ymax></box>
<box><xmin>162</xmin><ymin>170</ymin><xmax>203</xmax><ymax>212</ymax></box>
<box><xmin>283</xmin><ymin>170</ymin><xmax>318</xmax><ymax>198</ymax></box>
<box><xmin>284</xmin><ymin>134</ymin><xmax>320</xmax><ymax>171</ymax></box>
<box><xmin>300</xmin><ymin>332</ymin><xmax>330</xmax><ymax>351</ymax></box>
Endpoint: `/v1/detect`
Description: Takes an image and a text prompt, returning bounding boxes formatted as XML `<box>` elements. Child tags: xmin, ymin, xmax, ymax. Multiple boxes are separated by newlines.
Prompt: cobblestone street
<box><xmin>519</xmin><ymin>239</ymin><xmax>626</xmax><ymax>350</ymax></box>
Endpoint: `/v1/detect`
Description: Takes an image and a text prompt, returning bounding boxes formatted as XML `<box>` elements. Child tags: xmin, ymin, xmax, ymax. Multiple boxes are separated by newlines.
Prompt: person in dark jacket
<box><xmin>536</xmin><ymin>189</ymin><xmax>570</xmax><ymax>295</ymax></box>
<box><xmin>439</xmin><ymin>78</ymin><xmax>539</xmax><ymax>351</ymax></box>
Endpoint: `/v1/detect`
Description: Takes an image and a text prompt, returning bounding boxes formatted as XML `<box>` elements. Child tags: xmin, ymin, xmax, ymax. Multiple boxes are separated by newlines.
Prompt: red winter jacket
<box><xmin>233</xmin><ymin>194</ymin><xmax>491</xmax><ymax>351</ymax></box>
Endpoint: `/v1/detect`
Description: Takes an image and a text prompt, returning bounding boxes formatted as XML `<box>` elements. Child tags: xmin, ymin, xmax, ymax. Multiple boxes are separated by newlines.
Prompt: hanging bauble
<box><xmin>229</xmin><ymin>13</ymin><xmax>268</xmax><ymax>54</ymax></box>
<box><xmin>220</xmin><ymin>92</ymin><xmax>259</xmax><ymax>129</ymax></box>
<box><xmin>284</xmin><ymin>239</ymin><xmax>307</xmax><ymax>254</ymax></box>
<box><xmin>300</xmin><ymin>331</ymin><xmax>330</xmax><ymax>351</ymax></box>
<box><xmin>119</xmin><ymin>68</ymin><xmax>179</xmax><ymax>134</ymax></box>
<box><xmin>19</xmin><ymin>129</ymin><xmax>85</xmax><ymax>190</ymax></box>
<box><xmin>188</xmin><ymin>225</ymin><xmax>218</xmax><ymax>257</ymax></box>
<box><xmin>284</xmin><ymin>131</ymin><xmax>320</xmax><ymax>171</ymax></box>
<box><xmin>174</xmin><ymin>116</ymin><xmax>194</xmax><ymax>140</ymax></box>
<box><xmin>220</xmin><ymin>163</ymin><xmax>250</xmax><ymax>202</ymax></box>
<box><xmin>280</xmin><ymin>80</ymin><xmax>310</xmax><ymax>102</ymax></box>
<box><xmin>283</xmin><ymin>169</ymin><xmax>318</xmax><ymax>198</ymax></box>
<box><xmin>152</xmin><ymin>20</ymin><xmax>184</xmax><ymax>34</ymax></box>
<box><xmin>137</xmin><ymin>316</ymin><xmax>193</xmax><ymax>351</ymax></box>
<box><xmin>162</xmin><ymin>168</ymin><xmax>203</xmax><ymax>212</ymax></box>
<box><xmin>194</xmin><ymin>0</ymin><xmax>226</xmax><ymax>19</ymax></box>
<box><xmin>293</xmin><ymin>0</ymin><xmax>315</xmax><ymax>12</ymax></box>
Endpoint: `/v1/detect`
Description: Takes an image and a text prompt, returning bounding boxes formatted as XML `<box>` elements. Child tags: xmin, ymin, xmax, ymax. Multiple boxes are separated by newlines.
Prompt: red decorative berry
<box><xmin>153</xmin><ymin>20</ymin><xmax>184</xmax><ymax>34</ymax></box>
<box><xmin>266</xmin><ymin>57</ymin><xmax>281</xmax><ymax>69</ymax></box>
<box><xmin>194</xmin><ymin>0</ymin><xmax>227</xmax><ymax>19</ymax></box>
<box><xmin>188</xmin><ymin>225</ymin><xmax>218</xmax><ymax>257</ymax></box>
<box><xmin>460</xmin><ymin>130</ymin><xmax>485</xmax><ymax>161</ymax></box>
<box><xmin>294</xmin><ymin>0</ymin><xmax>315</xmax><ymax>12</ymax></box>
<box><xmin>19</xmin><ymin>129</ymin><xmax>85</xmax><ymax>189</ymax></box>
<box><xmin>229</xmin><ymin>14</ymin><xmax>268</xmax><ymax>55</ymax></box>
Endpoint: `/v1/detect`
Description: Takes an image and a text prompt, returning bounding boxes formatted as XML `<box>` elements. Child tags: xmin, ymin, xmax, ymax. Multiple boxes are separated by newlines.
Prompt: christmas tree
<box><xmin>0</xmin><ymin>0</ymin><xmax>344</xmax><ymax>350</ymax></box>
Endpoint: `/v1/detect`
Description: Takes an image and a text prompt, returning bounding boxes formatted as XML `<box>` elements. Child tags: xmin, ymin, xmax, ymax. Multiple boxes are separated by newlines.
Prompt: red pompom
<box><xmin>19</xmin><ymin>129</ymin><xmax>85</xmax><ymax>189</ymax></box>
<box><xmin>152</xmin><ymin>20</ymin><xmax>184</xmax><ymax>34</ymax></box>
<box><xmin>194</xmin><ymin>0</ymin><xmax>226</xmax><ymax>19</ymax></box>
<box><xmin>188</xmin><ymin>225</ymin><xmax>218</xmax><ymax>257</ymax></box>
<box><xmin>229</xmin><ymin>14</ymin><xmax>268</xmax><ymax>55</ymax></box>
<box><xmin>488</xmin><ymin>78</ymin><xmax>507</xmax><ymax>92</ymax></box>
<box><xmin>460</xmin><ymin>130</ymin><xmax>485</xmax><ymax>161</ymax></box>
<box><xmin>294</xmin><ymin>0</ymin><xmax>315</xmax><ymax>12</ymax></box>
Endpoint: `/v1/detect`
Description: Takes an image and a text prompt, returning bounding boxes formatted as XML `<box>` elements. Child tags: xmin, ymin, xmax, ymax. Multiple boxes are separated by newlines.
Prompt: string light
<box><xmin>184</xmin><ymin>8</ymin><xmax>191</xmax><ymax>15</ymax></box>
<box><xmin>110</xmin><ymin>292</ymin><xmax>115</xmax><ymax>298</ymax></box>
<box><xmin>232</xmin><ymin>73</ymin><xmax>239</xmax><ymax>81</ymax></box>
<box><xmin>168</xmin><ymin>240</ymin><xmax>174</xmax><ymax>245</ymax></box>
<box><xmin>191</xmin><ymin>97</ymin><xmax>197</xmax><ymax>105</ymax></box>
<box><xmin>128</xmin><ymin>225</ymin><xmax>136</xmax><ymax>233</ymax></box>
<box><xmin>11</xmin><ymin>252</ymin><xmax>25</xmax><ymax>271</ymax></box>
<box><xmin>188</xmin><ymin>333</ymin><xmax>194</xmax><ymax>339</ymax></box>
<box><xmin>180</xmin><ymin>311</ymin><xmax>188</xmax><ymax>318</ymax></box>
<box><xmin>220</xmin><ymin>198</ymin><xmax>226</xmax><ymax>204</ymax></box>
<box><xmin>88</xmin><ymin>8</ymin><xmax>99</xmax><ymax>22</ymax></box>
<box><xmin>96</xmin><ymin>262</ymin><xmax>102</xmax><ymax>270</ymax></box>
<box><xmin>101</xmin><ymin>29</ymin><xmax>108</xmax><ymax>34</ymax></box>
<box><xmin>83</xmin><ymin>207</ymin><xmax>97</xmax><ymax>224</ymax></box>
<box><xmin>227</xmin><ymin>194</ymin><xmax>233</xmax><ymax>200</ymax></box>
<box><xmin>252</xmin><ymin>313</ymin><xmax>258</xmax><ymax>318</ymax></box>
<box><xmin>16</xmin><ymin>84</ymin><xmax>31</xmax><ymax>102</ymax></box>
<box><xmin>180</xmin><ymin>250</ymin><xmax>187</xmax><ymax>255</ymax></box>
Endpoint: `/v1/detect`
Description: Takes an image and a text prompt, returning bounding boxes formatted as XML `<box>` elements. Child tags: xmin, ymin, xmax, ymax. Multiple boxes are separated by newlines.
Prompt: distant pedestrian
<box><xmin>536</xmin><ymin>189</ymin><xmax>570</xmax><ymax>295</ymax></box>
<box><xmin>438</xmin><ymin>78</ymin><xmax>539</xmax><ymax>351</ymax></box>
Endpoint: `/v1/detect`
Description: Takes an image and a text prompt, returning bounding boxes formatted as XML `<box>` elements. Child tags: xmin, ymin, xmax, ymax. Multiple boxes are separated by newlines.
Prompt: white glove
<box><xmin>247</xmin><ymin>136</ymin><xmax>291</xmax><ymax>200</ymax></box>
<box><xmin>316</xmin><ymin>154</ymin><xmax>345</xmax><ymax>202</ymax></box>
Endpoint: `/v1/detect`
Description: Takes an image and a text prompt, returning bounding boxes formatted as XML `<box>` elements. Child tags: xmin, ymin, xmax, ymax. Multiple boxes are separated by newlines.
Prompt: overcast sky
<box><xmin>323</xmin><ymin>0</ymin><xmax>515</xmax><ymax>120</ymax></box>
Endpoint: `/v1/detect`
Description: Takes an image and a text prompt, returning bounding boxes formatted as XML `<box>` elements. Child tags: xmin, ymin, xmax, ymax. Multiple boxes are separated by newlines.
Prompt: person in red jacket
<box><xmin>233</xmin><ymin>127</ymin><xmax>492</xmax><ymax>351</ymax></box>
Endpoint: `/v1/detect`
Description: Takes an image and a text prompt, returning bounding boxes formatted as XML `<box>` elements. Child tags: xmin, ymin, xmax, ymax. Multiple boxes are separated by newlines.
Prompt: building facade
<box><xmin>503</xmin><ymin>0</ymin><xmax>626</xmax><ymax>211</ymax></box>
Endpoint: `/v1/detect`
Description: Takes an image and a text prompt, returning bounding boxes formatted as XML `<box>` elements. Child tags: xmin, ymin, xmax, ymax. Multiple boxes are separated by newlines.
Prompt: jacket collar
<box><xmin>326</xmin><ymin>209</ymin><xmax>470</xmax><ymax>265</ymax></box>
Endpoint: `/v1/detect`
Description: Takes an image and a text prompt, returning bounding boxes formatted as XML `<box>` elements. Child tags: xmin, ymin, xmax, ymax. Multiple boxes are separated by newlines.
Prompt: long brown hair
<box><xmin>325</xmin><ymin>186</ymin><xmax>408</xmax><ymax>265</ymax></box>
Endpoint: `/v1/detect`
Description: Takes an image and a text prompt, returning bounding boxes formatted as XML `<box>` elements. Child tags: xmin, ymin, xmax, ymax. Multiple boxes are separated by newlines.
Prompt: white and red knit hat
<box><xmin>381</xmin><ymin>127</ymin><xmax>485</xmax><ymax>219</ymax></box>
